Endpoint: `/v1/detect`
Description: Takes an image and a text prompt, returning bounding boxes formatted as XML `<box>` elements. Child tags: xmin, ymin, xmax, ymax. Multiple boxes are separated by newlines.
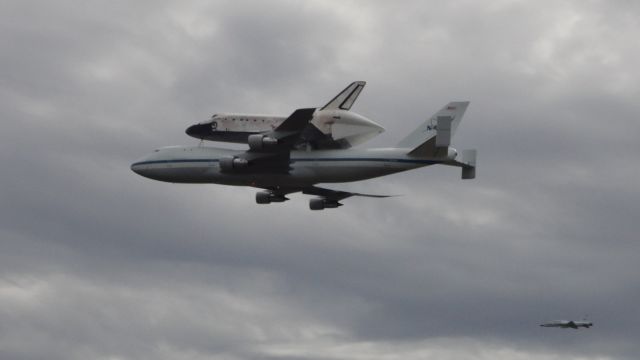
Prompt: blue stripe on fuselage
<box><xmin>131</xmin><ymin>158</ymin><xmax>439</xmax><ymax>167</ymax></box>
<box><xmin>131</xmin><ymin>159</ymin><xmax>219</xmax><ymax>166</ymax></box>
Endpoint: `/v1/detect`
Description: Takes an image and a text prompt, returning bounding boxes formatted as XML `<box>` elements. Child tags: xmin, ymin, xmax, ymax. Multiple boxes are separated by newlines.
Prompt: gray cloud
<box><xmin>1</xmin><ymin>0</ymin><xmax>639</xmax><ymax>359</ymax></box>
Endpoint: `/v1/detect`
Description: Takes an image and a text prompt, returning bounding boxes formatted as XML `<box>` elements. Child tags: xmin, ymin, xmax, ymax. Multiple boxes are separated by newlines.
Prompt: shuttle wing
<box><xmin>221</xmin><ymin>108</ymin><xmax>316</xmax><ymax>173</ymax></box>
<box><xmin>263</xmin><ymin>107</ymin><xmax>317</xmax><ymax>149</ymax></box>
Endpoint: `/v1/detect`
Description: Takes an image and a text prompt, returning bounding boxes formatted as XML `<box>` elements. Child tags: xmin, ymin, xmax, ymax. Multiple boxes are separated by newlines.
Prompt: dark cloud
<box><xmin>1</xmin><ymin>0</ymin><xmax>639</xmax><ymax>359</ymax></box>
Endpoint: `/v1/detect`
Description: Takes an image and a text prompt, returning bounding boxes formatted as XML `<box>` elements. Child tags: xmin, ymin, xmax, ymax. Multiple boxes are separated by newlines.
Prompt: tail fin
<box><xmin>321</xmin><ymin>81</ymin><xmax>366</xmax><ymax>111</ymax></box>
<box><xmin>397</xmin><ymin>101</ymin><xmax>476</xmax><ymax>179</ymax></box>
<box><xmin>396</xmin><ymin>101</ymin><xmax>470</xmax><ymax>151</ymax></box>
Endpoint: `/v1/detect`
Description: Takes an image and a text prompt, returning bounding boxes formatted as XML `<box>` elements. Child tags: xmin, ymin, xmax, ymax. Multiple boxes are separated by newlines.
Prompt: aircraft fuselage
<box><xmin>540</xmin><ymin>320</ymin><xmax>593</xmax><ymax>329</ymax></box>
<box><xmin>131</xmin><ymin>145</ymin><xmax>450</xmax><ymax>188</ymax></box>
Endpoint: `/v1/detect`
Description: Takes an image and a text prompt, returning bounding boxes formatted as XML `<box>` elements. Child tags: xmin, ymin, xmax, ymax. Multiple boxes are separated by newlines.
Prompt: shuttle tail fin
<box><xmin>321</xmin><ymin>81</ymin><xmax>366</xmax><ymax>111</ymax></box>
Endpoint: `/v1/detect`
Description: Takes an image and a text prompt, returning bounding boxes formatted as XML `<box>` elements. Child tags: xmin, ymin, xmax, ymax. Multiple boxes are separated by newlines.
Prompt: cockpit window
<box><xmin>199</xmin><ymin>114</ymin><xmax>219</xmax><ymax>125</ymax></box>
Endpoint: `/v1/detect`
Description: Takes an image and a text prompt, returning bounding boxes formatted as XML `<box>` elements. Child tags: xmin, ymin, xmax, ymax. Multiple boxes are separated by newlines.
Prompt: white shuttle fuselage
<box><xmin>187</xmin><ymin>109</ymin><xmax>384</xmax><ymax>149</ymax></box>
<box><xmin>185</xmin><ymin>81</ymin><xmax>385</xmax><ymax>149</ymax></box>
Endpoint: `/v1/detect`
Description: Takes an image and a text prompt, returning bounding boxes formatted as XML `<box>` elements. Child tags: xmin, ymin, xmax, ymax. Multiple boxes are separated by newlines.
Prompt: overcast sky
<box><xmin>2</xmin><ymin>0</ymin><xmax>640</xmax><ymax>359</ymax></box>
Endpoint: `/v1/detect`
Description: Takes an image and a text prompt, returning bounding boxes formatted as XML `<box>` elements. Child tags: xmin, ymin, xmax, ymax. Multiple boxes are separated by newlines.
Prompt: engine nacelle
<box><xmin>219</xmin><ymin>156</ymin><xmax>249</xmax><ymax>172</ymax></box>
<box><xmin>435</xmin><ymin>146</ymin><xmax>458</xmax><ymax>160</ymax></box>
<box><xmin>309</xmin><ymin>198</ymin><xmax>342</xmax><ymax>210</ymax></box>
<box><xmin>248</xmin><ymin>134</ymin><xmax>278</xmax><ymax>151</ymax></box>
<box><xmin>256</xmin><ymin>191</ymin><xmax>288</xmax><ymax>204</ymax></box>
<box><xmin>447</xmin><ymin>147</ymin><xmax>458</xmax><ymax>160</ymax></box>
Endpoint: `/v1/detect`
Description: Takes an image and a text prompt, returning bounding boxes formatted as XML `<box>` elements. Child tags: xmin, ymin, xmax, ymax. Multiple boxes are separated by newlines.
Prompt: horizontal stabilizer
<box><xmin>459</xmin><ymin>149</ymin><xmax>477</xmax><ymax>179</ymax></box>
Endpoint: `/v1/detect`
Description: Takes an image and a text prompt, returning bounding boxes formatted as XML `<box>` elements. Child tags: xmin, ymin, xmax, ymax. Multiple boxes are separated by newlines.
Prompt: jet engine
<box><xmin>446</xmin><ymin>147</ymin><xmax>458</xmax><ymax>160</ymax></box>
<box><xmin>256</xmin><ymin>191</ymin><xmax>288</xmax><ymax>204</ymax></box>
<box><xmin>309</xmin><ymin>198</ymin><xmax>342</xmax><ymax>210</ymax></box>
<box><xmin>248</xmin><ymin>134</ymin><xmax>278</xmax><ymax>151</ymax></box>
<box><xmin>219</xmin><ymin>156</ymin><xmax>249</xmax><ymax>172</ymax></box>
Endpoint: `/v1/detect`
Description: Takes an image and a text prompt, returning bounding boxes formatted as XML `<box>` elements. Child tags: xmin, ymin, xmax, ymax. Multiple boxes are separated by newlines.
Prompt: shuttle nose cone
<box><xmin>186</xmin><ymin>123</ymin><xmax>210</xmax><ymax>139</ymax></box>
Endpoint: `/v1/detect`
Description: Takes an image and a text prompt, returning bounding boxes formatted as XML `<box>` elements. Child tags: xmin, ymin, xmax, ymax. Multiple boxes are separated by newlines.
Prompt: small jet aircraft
<box><xmin>185</xmin><ymin>81</ymin><xmax>385</xmax><ymax>150</ymax></box>
<box><xmin>540</xmin><ymin>320</ymin><xmax>594</xmax><ymax>329</ymax></box>
<box><xmin>131</xmin><ymin>86</ymin><xmax>477</xmax><ymax>210</ymax></box>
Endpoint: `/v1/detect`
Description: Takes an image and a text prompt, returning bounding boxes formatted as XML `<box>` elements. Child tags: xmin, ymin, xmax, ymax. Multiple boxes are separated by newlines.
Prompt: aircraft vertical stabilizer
<box><xmin>396</xmin><ymin>101</ymin><xmax>469</xmax><ymax>149</ymax></box>
<box><xmin>397</xmin><ymin>101</ymin><xmax>476</xmax><ymax>179</ymax></box>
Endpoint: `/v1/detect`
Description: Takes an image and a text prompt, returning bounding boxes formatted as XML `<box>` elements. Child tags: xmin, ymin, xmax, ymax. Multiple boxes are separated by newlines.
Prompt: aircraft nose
<box><xmin>130</xmin><ymin>154</ymin><xmax>152</xmax><ymax>177</ymax></box>
<box><xmin>130</xmin><ymin>161</ymin><xmax>144</xmax><ymax>176</ymax></box>
<box><xmin>186</xmin><ymin>123</ymin><xmax>211</xmax><ymax>139</ymax></box>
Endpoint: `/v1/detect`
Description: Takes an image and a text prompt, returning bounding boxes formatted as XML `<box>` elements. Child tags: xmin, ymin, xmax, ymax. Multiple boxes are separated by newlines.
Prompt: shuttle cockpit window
<box><xmin>199</xmin><ymin>114</ymin><xmax>219</xmax><ymax>125</ymax></box>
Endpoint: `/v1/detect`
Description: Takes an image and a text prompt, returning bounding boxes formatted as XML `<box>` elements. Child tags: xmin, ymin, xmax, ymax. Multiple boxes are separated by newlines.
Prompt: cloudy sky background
<box><xmin>2</xmin><ymin>0</ymin><xmax>640</xmax><ymax>359</ymax></box>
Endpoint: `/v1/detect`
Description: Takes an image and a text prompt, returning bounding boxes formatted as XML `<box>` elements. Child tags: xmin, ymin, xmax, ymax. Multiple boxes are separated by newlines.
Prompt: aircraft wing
<box><xmin>220</xmin><ymin>108</ymin><xmax>315</xmax><ymax>173</ymax></box>
<box><xmin>302</xmin><ymin>186</ymin><xmax>392</xmax><ymax>201</ymax></box>
<box><xmin>250</xmin><ymin>108</ymin><xmax>317</xmax><ymax>151</ymax></box>
<box><xmin>303</xmin><ymin>186</ymin><xmax>393</xmax><ymax>210</ymax></box>
<box><xmin>256</xmin><ymin>185</ymin><xmax>393</xmax><ymax>210</ymax></box>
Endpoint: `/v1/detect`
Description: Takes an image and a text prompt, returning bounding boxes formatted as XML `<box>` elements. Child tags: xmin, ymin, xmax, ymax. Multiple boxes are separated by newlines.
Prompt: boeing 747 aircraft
<box><xmin>185</xmin><ymin>81</ymin><xmax>385</xmax><ymax>149</ymax></box>
<box><xmin>540</xmin><ymin>320</ymin><xmax>593</xmax><ymax>329</ymax></box>
<box><xmin>131</xmin><ymin>88</ymin><xmax>477</xmax><ymax>210</ymax></box>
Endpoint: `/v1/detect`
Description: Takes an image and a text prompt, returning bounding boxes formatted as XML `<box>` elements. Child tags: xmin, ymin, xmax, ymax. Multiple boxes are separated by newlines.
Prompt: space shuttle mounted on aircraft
<box><xmin>132</xmin><ymin>82</ymin><xmax>477</xmax><ymax>210</ymax></box>
<box><xmin>185</xmin><ymin>81</ymin><xmax>385</xmax><ymax>150</ymax></box>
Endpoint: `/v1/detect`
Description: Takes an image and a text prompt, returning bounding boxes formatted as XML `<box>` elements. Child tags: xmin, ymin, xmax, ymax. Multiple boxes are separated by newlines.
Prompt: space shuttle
<box><xmin>185</xmin><ymin>81</ymin><xmax>385</xmax><ymax>149</ymax></box>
